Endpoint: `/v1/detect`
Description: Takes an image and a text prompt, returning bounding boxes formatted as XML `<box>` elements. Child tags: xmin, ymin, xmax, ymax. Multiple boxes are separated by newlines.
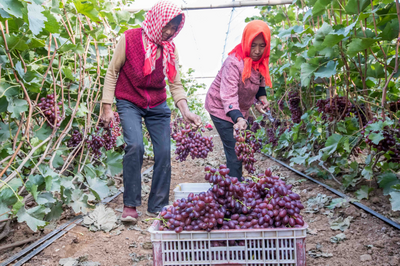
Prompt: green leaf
<box><xmin>17</xmin><ymin>205</ymin><xmax>49</xmax><ymax>232</ymax></box>
<box><xmin>63</xmin><ymin>67</ymin><xmax>74</xmax><ymax>80</ymax></box>
<box><xmin>0</xmin><ymin>121</ymin><xmax>10</xmax><ymax>142</ymax></box>
<box><xmin>315</xmin><ymin>61</ymin><xmax>338</xmax><ymax>79</ymax></box>
<box><xmin>0</xmin><ymin>34</ymin><xmax>29</xmax><ymax>51</ymax></box>
<box><xmin>327</xmin><ymin>198</ymin><xmax>348</xmax><ymax>210</ymax></box>
<box><xmin>368</xmin><ymin>132</ymin><xmax>384</xmax><ymax>145</ymax></box>
<box><xmin>46</xmin><ymin>200</ymin><xmax>63</xmax><ymax>221</ymax></box>
<box><xmin>27</xmin><ymin>3</ymin><xmax>47</xmax><ymax>36</ymax></box>
<box><xmin>0</xmin><ymin>178</ymin><xmax>22</xmax><ymax>205</ymax></box>
<box><xmin>68</xmin><ymin>189</ymin><xmax>94</xmax><ymax>214</ymax></box>
<box><xmin>389</xmin><ymin>191</ymin><xmax>400</xmax><ymax>211</ymax></box>
<box><xmin>74</xmin><ymin>0</ymin><xmax>100</xmax><ymax>22</ymax></box>
<box><xmin>322</xmin><ymin>21</ymin><xmax>358</xmax><ymax>47</ymax></box>
<box><xmin>7</xmin><ymin>98</ymin><xmax>27</xmax><ymax>119</ymax></box>
<box><xmin>33</xmin><ymin>123</ymin><xmax>52</xmax><ymax>140</ymax></box>
<box><xmin>87</xmin><ymin>176</ymin><xmax>109</xmax><ymax>200</ymax></box>
<box><xmin>345</xmin><ymin>0</ymin><xmax>370</xmax><ymax>14</ymax></box>
<box><xmin>312</xmin><ymin>0</ymin><xmax>331</xmax><ymax>16</ymax></box>
<box><xmin>43</xmin><ymin>10</ymin><xmax>60</xmax><ymax>33</ymax></box>
<box><xmin>355</xmin><ymin>185</ymin><xmax>373</xmax><ymax>200</ymax></box>
<box><xmin>361</xmin><ymin>166</ymin><xmax>373</xmax><ymax>180</ymax></box>
<box><xmin>0</xmin><ymin>0</ymin><xmax>24</xmax><ymax>18</ymax></box>
<box><xmin>105</xmin><ymin>150</ymin><xmax>123</xmax><ymax>176</ymax></box>
<box><xmin>321</xmin><ymin>134</ymin><xmax>342</xmax><ymax>160</ymax></box>
<box><xmin>37</xmin><ymin>192</ymin><xmax>56</xmax><ymax>205</ymax></box>
<box><xmin>347</xmin><ymin>38</ymin><xmax>377</xmax><ymax>57</ymax></box>
<box><xmin>0</xmin><ymin>202</ymin><xmax>10</xmax><ymax>220</ymax></box>
<box><xmin>300</xmin><ymin>63</ymin><xmax>318</xmax><ymax>87</ymax></box>
<box><xmin>378</xmin><ymin>172</ymin><xmax>400</xmax><ymax>195</ymax></box>
<box><xmin>52</xmin><ymin>150</ymin><xmax>64</xmax><ymax>168</ymax></box>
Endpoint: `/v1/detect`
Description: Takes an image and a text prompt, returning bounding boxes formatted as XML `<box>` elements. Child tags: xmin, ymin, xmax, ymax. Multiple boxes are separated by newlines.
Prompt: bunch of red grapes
<box><xmin>37</xmin><ymin>94</ymin><xmax>63</xmax><ymax>128</ymax></box>
<box><xmin>361</xmin><ymin>118</ymin><xmax>400</xmax><ymax>163</ymax></box>
<box><xmin>389</xmin><ymin>99</ymin><xmax>400</xmax><ymax>113</ymax></box>
<box><xmin>67</xmin><ymin>129</ymin><xmax>83</xmax><ymax>149</ymax></box>
<box><xmin>234</xmin><ymin>129</ymin><xmax>263</xmax><ymax>173</ymax></box>
<box><xmin>171</xmin><ymin>118</ymin><xmax>214</xmax><ymax>162</ymax></box>
<box><xmin>316</xmin><ymin>96</ymin><xmax>367</xmax><ymax>125</ymax></box>
<box><xmin>288</xmin><ymin>90</ymin><xmax>302</xmax><ymax>124</ymax></box>
<box><xmin>70</xmin><ymin>112</ymin><xmax>122</xmax><ymax>158</ymax></box>
<box><xmin>102</xmin><ymin>112</ymin><xmax>122</xmax><ymax>151</ymax></box>
<box><xmin>159</xmin><ymin>165</ymin><xmax>305</xmax><ymax>234</ymax></box>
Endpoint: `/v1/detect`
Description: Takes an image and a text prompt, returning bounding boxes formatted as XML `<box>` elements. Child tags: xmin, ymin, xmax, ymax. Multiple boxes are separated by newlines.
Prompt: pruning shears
<box><xmin>259</xmin><ymin>100</ymin><xmax>275</xmax><ymax>123</ymax></box>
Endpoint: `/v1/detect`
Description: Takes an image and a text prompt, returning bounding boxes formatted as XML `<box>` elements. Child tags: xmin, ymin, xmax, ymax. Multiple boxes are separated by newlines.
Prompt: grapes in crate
<box><xmin>170</xmin><ymin>118</ymin><xmax>214</xmax><ymax>162</ymax></box>
<box><xmin>234</xmin><ymin>129</ymin><xmax>263</xmax><ymax>173</ymax></box>
<box><xmin>158</xmin><ymin>165</ymin><xmax>305</xmax><ymax>233</ymax></box>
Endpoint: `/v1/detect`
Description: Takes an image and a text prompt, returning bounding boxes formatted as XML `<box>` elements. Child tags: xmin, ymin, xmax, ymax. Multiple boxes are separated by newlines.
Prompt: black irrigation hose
<box><xmin>263</xmin><ymin>153</ymin><xmax>400</xmax><ymax>230</ymax></box>
<box><xmin>0</xmin><ymin>165</ymin><xmax>154</xmax><ymax>266</ymax></box>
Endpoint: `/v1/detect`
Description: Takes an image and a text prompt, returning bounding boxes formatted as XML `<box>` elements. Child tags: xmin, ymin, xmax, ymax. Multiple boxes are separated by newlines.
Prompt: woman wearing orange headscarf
<box><xmin>205</xmin><ymin>20</ymin><xmax>272</xmax><ymax>180</ymax></box>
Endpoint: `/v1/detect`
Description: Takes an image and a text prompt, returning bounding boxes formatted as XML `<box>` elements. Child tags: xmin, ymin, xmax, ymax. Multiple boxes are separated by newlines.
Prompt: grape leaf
<box><xmin>392</xmin><ymin>184</ymin><xmax>400</xmax><ymax>191</ymax></box>
<box><xmin>17</xmin><ymin>205</ymin><xmax>50</xmax><ymax>232</ymax></box>
<box><xmin>43</xmin><ymin>10</ymin><xmax>60</xmax><ymax>33</ymax></box>
<box><xmin>378</xmin><ymin>172</ymin><xmax>400</xmax><ymax>195</ymax></box>
<box><xmin>0</xmin><ymin>34</ymin><xmax>29</xmax><ymax>51</ymax></box>
<box><xmin>327</xmin><ymin>198</ymin><xmax>349</xmax><ymax>209</ymax></box>
<box><xmin>46</xmin><ymin>200</ymin><xmax>63</xmax><ymax>221</ymax></box>
<box><xmin>347</xmin><ymin>38</ymin><xmax>377</xmax><ymax>57</ymax></box>
<box><xmin>312</xmin><ymin>0</ymin><xmax>331</xmax><ymax>16</ymax></box>
<box><xmin>355</xmin><ymin>186</ymin><xmax>373</xmax><ymax>200</ymax></box>
<box><xmin>345</xmin><ymin>0</ymin><xmax>370</xmax><ymax>14</ymax></box>
<box><xmin>368</xmin><ymin>132</ymin><xmax>384</xmax><ymax>145</ymax></box>
<box><xmin>27</xmin><ymin>3</ymin><xmax>47</xmax><ymax>36</ymax></box>
<box><xmin>7</xmin><ymin>98</ymin><xmax>28</xmax><ymax>119</ymax></box>
<box><xmin>33</xmin><ymin>123</ymin><xmax>52</xmax><ymax>140</ymax></box>
<box><xmin>315</xmin><ymin>61</ymin><xmax>338</xmax><ymax>79</ymax></box>
<box><xmin>106</xmin><ymin>150</ymin><xmax>123</xmax><ymax>176</ymax></box>
<box><xmin>389</xmin><ymin>191</ymin><xmax>400</xmax><ymax>211</ymax></box>
<box><xmin>68</xmin><ymin>189</ymin><xmax>94</xmax><ymax>214</ymax></box>
<box><xmin>0</xmin><ymin>201</ymin><xmax>10</xmax><ymax>220</ymax></box>
<box><xmin>330</xmin><ymin>216</ymin><xmax>352</xmax><ymax>231</ymax></box>
<box><xmin>52</xmin><ymin>150</ymin><xmax>64</xmax><ymax>168</ymax></box>
<box><xmin>37</xmin><ymin>192</ymin><xmax>56</xmax><ymax>205</ymax></box>
<box><xmin>0</xmin><ymin>178</ymin><xmax>22</xmax><ymax>205</ymax></box>
<box><xmin>74</xmin><ymin>0</ymin><xmax>100</xmax><ymax>22</ymax></box>
<box><xmin>0</xmin><ymin>0</ymin><xmax>24</xmax><ymax>18</ymax></box>
<box><xmin>321</xmin><ymin>134</ymin><xmax>342</xmax><ymax>160</ymax></box>
<box><xmin>361</xmin><ymin>166</ymin><xmax>373</xmax><ymax>180</ymax></box>
<box><xmin>87</xmin><ymin>176</ymin><xmax>109</xmax><ymax>200</ymax></box>
<box><xmin>0</xmin><ymin>122</ymin><xmax>10</xmax><ymax>142</ymax></box>
<box><xmin>300</xmin><ymin>63</ymin><xmax>318</xmax><ymax>87</ymax></box>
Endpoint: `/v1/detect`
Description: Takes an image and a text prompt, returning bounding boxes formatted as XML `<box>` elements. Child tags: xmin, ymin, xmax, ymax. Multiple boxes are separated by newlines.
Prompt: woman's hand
<box><xmin>176</xmin><ymin>100</ymin><xmax>202</xmax><ymax>128</ymax></box>
<box><xmin>233</xmin><ymin>118</ymin><xmax>247</xmax><ymax>135</ymax></box>
<box><xmin>255</xmin><ymin>98</ymin><xmax>270</xmax><ymax>114</ymax></box>
<box><xmin>101</xmin><ymin>103</ymin><xmax>114</xmax><ymax>128</ymax></box>
<box><xmin>183</xmin><ymin>111</ymin><xmax>202</xmax><ymax>128</ymax></box>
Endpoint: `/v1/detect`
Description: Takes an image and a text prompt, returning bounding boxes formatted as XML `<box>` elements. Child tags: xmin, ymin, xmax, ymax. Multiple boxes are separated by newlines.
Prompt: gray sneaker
<box><xmin>146</xmin><ymin>211</ymin><xmax>160</xmax><ymax>217</ymax></box>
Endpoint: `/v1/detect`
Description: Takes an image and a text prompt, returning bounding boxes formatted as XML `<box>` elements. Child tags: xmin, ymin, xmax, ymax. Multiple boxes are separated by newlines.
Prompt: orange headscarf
<box><xmin>228</xmin><ymin>20</ymin><xmax>272</xmax><ymax>87</ymax></box>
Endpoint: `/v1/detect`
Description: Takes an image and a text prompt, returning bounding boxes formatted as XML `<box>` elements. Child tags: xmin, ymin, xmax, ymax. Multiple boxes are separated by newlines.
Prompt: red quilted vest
<box><xmin>115</xmin><ymin>28</ymin><xmax>167</xmax><ymax>109</ymax></box>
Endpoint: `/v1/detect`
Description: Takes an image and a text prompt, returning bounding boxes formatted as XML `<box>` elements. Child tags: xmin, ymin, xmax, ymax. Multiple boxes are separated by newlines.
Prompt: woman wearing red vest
<box><xmin>205</xmin><ymin>20</ymin><xmax>272</xmax><ymax>180</ymax></box>
<box><xmin>101</xmin><ymin>1</ymin><xmax>201</xmax><ymax>221</ymax></box>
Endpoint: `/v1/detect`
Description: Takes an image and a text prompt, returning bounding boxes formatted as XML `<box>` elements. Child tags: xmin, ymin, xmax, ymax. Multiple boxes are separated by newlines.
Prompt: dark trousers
<box><xmin>116</xmin><ymin>99</ymin><xmax>171</xmax><ymax>213</ymax></box>
<box><xmin>210</xmin><ymin>115</ymin><xmax>243</xmax><ymax>180</ymax></box>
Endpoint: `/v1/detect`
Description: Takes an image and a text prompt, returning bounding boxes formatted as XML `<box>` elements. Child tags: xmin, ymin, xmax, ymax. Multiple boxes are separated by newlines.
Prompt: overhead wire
<box><xmin>221</xmin><ymin>0</ymin><xmax>236</xmax><ymax>65</ymax></box>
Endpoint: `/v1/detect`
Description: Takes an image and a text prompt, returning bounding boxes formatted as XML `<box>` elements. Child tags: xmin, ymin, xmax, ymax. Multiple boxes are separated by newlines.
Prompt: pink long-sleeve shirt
<box><xmin>205</xmin><ymin>54</ymin><xmax>265</xmax><ymax>123</ymax></box>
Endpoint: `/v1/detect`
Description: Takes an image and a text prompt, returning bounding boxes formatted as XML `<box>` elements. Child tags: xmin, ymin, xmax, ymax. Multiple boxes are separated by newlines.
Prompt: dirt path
<box><xmin>1</xmin><ymin>129</ymin><xmax>400</xmax><ymax>266</ymax></box>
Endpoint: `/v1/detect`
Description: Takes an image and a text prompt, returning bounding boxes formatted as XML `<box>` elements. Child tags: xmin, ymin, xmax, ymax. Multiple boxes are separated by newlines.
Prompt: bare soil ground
<box><xmin>1</xmin><ymin>128</ymin><xmax>400</xmax><ymax>266</ymax></box>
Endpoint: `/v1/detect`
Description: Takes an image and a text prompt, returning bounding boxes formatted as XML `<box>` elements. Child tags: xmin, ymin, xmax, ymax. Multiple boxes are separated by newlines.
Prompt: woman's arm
<box><xmin>101</xmin><ymin>35</ymin><xmax>127</xmax><ymax>128</ymax></box>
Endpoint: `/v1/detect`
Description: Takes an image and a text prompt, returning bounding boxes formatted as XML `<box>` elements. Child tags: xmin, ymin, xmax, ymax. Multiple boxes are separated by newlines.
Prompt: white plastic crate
<box><xmin>173</xmin><ymin>183</ymin><xmax>211</xmax><ymax>201</ymax></box>
<box><xmin>149</xmin><ymin>219</ymin><xmax>307</xmax><ymax>266</ymax></box>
